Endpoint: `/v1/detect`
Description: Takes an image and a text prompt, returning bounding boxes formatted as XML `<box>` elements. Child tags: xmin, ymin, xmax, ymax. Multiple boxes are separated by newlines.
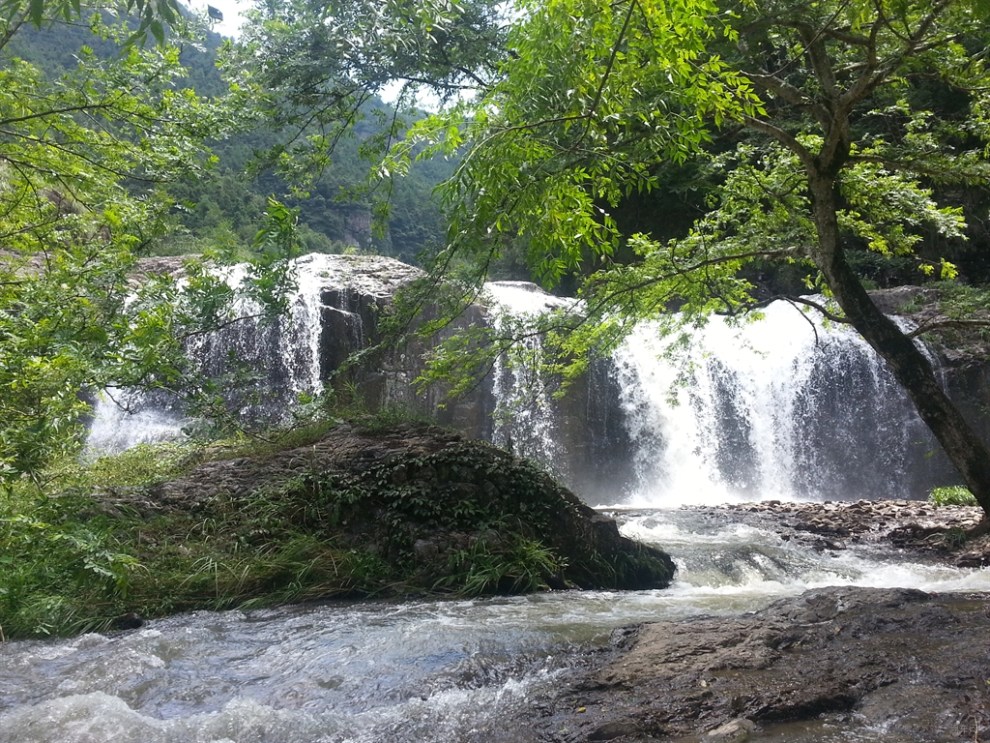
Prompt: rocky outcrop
<box><xmin>525</xmin><ymin>500</ymin><xmax>989</xmax><ymax>741</ymax></box>
<box><xmin>537</xmin><ymin>587</ymin><xmax>990</xmax><ymax>742</ymax></box>
<box><xmin>108</xmin><ymin>423</ymin><xmax>676</xmax><ymax>594</ymax></box>
<box><xmin>871</xmin><ymin>285</ymin><xmax>990</xmax><ymax>450</ymax></box>
<box><xmin>682</xmin><ymin>499</ymin><xmax>990</xmax><ymax>567</ymax></box>
<box><xmin>282</xmin><ymin>258</ymin><xmax>631</xmax><ymax>496</ymax></box>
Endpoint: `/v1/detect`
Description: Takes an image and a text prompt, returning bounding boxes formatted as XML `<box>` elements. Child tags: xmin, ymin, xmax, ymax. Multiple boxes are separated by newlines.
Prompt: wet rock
<box><xmin>538</xmin><ymin>587</ymin><xmax>990</xmax><ymax>742</ymax></box>
<box><xmin>587</xmin><ymin>720</ymin><xmax>642</xmax><ymax>741</ymax></box>
<box><xmin>110</xmin><ymin>612</ymin><xmax>144</xmax><ymax>631</ymax></box>
<box><xmin>703</xmin><ymin>718</ymin><xmax>755</xmax><ymax>742</ymax></box>
<box><xmin>709</xmin><ymin>500</ymin><xmax>989</xmax><ymax>566</ymax></box>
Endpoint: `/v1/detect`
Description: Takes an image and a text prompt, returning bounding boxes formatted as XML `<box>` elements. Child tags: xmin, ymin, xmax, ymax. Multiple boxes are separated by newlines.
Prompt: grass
<box><xmin>0</xmin><ymin>422</ymin><xmax>389</xmax><ymax>639</ymax></box>
<box><xmin>433</xmin><ymin>534</ymin><xmax>564</xmax><ymax>596</ymax></box>
<box><xmin>0</xmin><ymin>469</ymin><xmax>394</xmax><ymax>638</ymax></box>
<box><xmin>0</xmin><ymin>410</ymin><xmax>674</xmax><ymax>639</ymax></box>
<box><xmin>928</xmin><ymin>485</ymin><xmax>979</xmax><ymax>507</ymax></box>
<box><xmin>0</xmin><ymin>424</ymin><xmax>548</xmax><ymax>638</ymax></box>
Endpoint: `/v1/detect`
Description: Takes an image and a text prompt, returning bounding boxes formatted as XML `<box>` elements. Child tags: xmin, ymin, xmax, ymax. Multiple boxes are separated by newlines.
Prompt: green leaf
<box><xmin>28</xmin><ymin>0</ymin><xmax>44</xmax><ymax>25</ymax></box>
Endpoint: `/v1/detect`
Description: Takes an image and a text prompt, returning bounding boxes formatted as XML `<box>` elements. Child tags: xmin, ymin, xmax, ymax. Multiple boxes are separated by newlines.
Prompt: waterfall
<box><xmin>481</xmin><ymin>282</ymin><xmax>578</xmax><ymax>468</ymax></box>
<box><xmin>477</xmin><ymin>287</ymin><xmax>946</xmax><ymax>505</ymax></box>
<box><xmin>87</xmin><ymin>258</ymin><xmax>951</xmax><ymax>506</ymax></box>
<box><xmin>86</xmin><ymin>254</ymin><xmax>413</xmax><ymax>454</ymax></box>
<box><xmin>610</xmin><ymin>300</ymin><xmax>943</xmax><ymax>506</ymax></box>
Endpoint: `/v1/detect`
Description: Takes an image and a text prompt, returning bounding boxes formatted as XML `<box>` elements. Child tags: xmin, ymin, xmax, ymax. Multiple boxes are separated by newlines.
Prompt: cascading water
<box><xmin>86</xmin><ymin>254</ymin><xmax>952</xmax><ymax>507</ymax></box>
<box><xmin>610</xmin><ymin>300</ymin><xmax>945</xmax><ymax>506</ymax></box>
<box><xmin>46</xmin><ymin>270</ymin><xmax>985</xmax><ymax>743</ymax></box>
<box><xmin>481</xmin><ymin>281</ymin><xmax>579</xmax><ymax>467</ymax></box>
<box><xmin>86</xmin><ymin>254</ymin><xmax>417</xmax><ymax>454</ymax></box>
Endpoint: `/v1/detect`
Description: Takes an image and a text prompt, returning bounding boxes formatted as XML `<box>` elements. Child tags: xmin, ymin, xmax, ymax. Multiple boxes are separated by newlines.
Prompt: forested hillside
<box><xmin>4</xmin><ymin>14</ymin><xmax>452</xmax><ymax>263</ymax></box>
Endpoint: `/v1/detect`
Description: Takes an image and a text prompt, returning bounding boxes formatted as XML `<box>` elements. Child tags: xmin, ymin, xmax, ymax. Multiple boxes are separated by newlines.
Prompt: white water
<box><xmin>1</xmin><ymin>509</ymin><xmax>985</xmax><ymax>743</ymax></box>
<box><xmin>610</xmin><ymin>301</ymin><xmax>940</xmax><ymax>506</ymax></box>
<box><xmin>87</xmin><ymin>260</ymin><xmax>949</xmax><ymax>508</ymax></box>
<box><xmin>86</xmin><ymin>254</ymin><xmax>417</xmax><ymax>454</ymax></box>
<box><xmin>85</xmin><ymin>390</ymin><xmax>191</xmax><ymax>454</ymax></box>
<box><xmin>481</xmin><ymin>281</ymin><xmax>579</xmax><ymax>466</ymax></box>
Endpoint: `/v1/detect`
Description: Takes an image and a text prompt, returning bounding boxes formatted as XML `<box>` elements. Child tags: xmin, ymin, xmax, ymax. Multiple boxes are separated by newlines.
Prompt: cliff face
<box><xmin>275</xmin><ymin>256</ymin><xmax>631</xmax><ymax>497</ymax></box>
<box><xmin>104</xmin><ymin>259</ymin><xmax>990</xmax><ymax>501</ymax></box>
<box><xmin>871</xmin><ymin>286</ymin><xmax>990</xmax><ymax>451</ymax></box>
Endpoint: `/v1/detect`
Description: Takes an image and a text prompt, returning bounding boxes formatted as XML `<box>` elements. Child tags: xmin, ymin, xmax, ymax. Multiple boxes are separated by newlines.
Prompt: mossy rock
<box><xmin>118</xmin><ymin>423</ymin><xmax>675</xmax><ymax>596</ymax></box>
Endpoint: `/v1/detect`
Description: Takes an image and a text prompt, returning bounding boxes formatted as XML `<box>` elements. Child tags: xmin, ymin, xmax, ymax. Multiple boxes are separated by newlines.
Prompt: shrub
<box><xmin>928</xmin><ymin>485</ymin><xmax>978</xmax><ymax>507</ymax></box>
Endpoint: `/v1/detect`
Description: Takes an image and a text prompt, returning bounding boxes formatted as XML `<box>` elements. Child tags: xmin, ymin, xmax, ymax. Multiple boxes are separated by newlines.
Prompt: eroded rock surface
<box><xmin>539</xmin><ymin>587</ymin><xmax>990</xmax><ymax>742</ymax></box>
<box><xmin>702</xmin><ymin>500</ymin><xmax>990</xmax><ymax>568</ymax></box>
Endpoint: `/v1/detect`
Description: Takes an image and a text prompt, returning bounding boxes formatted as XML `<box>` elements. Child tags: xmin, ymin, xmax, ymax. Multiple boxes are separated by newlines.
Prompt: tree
<box><xmin>225</xmin><ymin>0</ymin><xmax>506</xmax><ymax>209</ymax></box>
<box><xmin>394</xmin><ymin>0</ymin><xmax>990</xmax><ymax>519</ymax></box>
<box><xmin>0</xmin><ymin>3</ymin><xmax>236</xmax><ymax>483</ymax></box>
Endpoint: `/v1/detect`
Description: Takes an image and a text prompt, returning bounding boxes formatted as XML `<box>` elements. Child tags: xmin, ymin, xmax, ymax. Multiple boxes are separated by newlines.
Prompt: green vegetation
<box><xmin>5</xmin><ymin>0</ymin><xmax>990</xmax><ymax>638</ymax></box>
<box><xmin>436</xmin><ymin>535</ymin><xmax>562</xmax><ymax>596</ymax></box>
<box><xmin>0</xmin><ymin>5</ymin><xmax>225</xmax><ymax>484</ymax></box>
<box><xmin>372</xmin><ymin>0</ymin><xmax>990</xmax><ymax>519</ymax></box>
<box><xmin>0</xmin><ymin>423</ymin><xmax>673</xmax><ymax>639</ymax></box>
<box><xmin>928</xmin><ymin>486</ymin><xmax>980</xmax><ymax>508</ymax></box>
<box><xmin>0</xmin><ymin>0</ymin><xmax>459</xmax><ymax>487</ymax></box>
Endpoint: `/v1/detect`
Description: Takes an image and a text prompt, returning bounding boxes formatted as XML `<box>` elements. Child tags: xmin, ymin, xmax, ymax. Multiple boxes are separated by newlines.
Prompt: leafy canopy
<box><xmin>0</xmin><ymin>4</ymin><xmax>238</xmax><ymax>484</ymax></box>
<box><xmin>390</xmin><ymin>0</ymin><xmax>990</xmax><ymax>354</ymax></box>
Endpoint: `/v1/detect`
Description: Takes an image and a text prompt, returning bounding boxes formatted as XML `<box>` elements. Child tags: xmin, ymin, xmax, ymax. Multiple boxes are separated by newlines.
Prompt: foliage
<box><xmin>0</xmin><ymin>6</ymin><xmax>234</xmax><ymax>483</ymax></box>
<box><xmin>0</xmin><ymin>423</ymin><xmax>673</xmax><ymax>638</ymax></box>
<box><xmin>928</xmin><ymin>485</ymin><xmax>979</xmax><ymax>508</ymax></box>
<box><xmin>434</xmin><ymin>534</ymin><xmax>562</xmax><ymax>595</ymax></box>
<box><xmin>221</xmin><ymin>0</ymin><xmax>500</xmax><ymax>253</ymax></box>
<box><xmin>380</xmin><ymin>0</ymin><xmax>990</xmax><ymax>516</ymax></box>
<box><xmin>0</xmin><ymin>0</ymin><xmax>185</xmax><ymax>45</ymax></box>
<box><xmin>0</xmin><ymin>1</ymin><xmax>342</xmax><ymax>485</ymax></box>
<box><xmin>400</xmin><ymin>0</ymin><xmax>989</xmax><ymax>306</ymax></box>
<box><xmin>0</xmin><ymin>488</ymin><xmax>141</xmax><ymax>637</ymax></box>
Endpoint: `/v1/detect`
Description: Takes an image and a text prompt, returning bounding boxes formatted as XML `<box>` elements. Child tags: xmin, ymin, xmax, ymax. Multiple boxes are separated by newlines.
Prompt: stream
<box><xmin>1</xmin><ymin>508</ymin><xmax>985</xmax><ymax>743</ymax></box>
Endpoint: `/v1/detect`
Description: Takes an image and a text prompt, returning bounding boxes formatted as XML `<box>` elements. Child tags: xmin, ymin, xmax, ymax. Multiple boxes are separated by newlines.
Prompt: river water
<box><xmin>2</xmin><ymin>509</ymin><xmax>985</xmax><ymax>743</ymax></box>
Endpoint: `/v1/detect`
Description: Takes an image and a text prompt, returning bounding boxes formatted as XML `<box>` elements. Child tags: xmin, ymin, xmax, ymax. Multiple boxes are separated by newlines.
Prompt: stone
<box><xmin>537</xmin><ymin>587</ymin><xmax>990</xmax><ymax>742</ymax></box>
<box><xmin>703</xmin><ymin>718</ymin><xmax>756</xmax><ymax>742</ymax></box>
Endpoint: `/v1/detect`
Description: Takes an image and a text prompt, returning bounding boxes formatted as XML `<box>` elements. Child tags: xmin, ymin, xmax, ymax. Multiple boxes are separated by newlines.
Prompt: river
<box><xmin>2</xmin><ymin>507</ymin><xmax>985</xmax><ymax>743</ymax></box>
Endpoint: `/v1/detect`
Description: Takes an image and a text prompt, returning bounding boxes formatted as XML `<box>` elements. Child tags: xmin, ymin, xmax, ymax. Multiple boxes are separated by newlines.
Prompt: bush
<box><xmin>928</xmin><ymin>485</ymin><xmax>978</xmax><ymax>507</ymax></box>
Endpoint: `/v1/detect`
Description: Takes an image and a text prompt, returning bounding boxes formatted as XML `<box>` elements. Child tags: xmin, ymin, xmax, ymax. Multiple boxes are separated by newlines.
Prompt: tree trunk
<box><xmin>808</xmin><ymin>175</ymin><xmax>990</xmax><ymax>520</ymax></box>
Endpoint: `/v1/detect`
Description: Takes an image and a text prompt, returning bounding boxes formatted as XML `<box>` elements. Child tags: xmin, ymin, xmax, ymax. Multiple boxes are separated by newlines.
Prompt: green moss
<box><xmin>0</xmin><ymin>426</ymin><xmax>674</xmax><ymax>640</ymax></box>
<box><xmin>928</xmin><ymin>485</ymin><xmax>978</xmax><ymax>507</ymax></box>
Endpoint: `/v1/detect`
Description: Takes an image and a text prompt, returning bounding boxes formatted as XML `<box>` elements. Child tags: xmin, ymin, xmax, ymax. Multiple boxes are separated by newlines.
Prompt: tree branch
<box><xmin>907</xmin><ymin>317</ymin><xmax>990</xmax><ymax>339</ymax></box>
<box><xmin>740</xmin><ymin>115</ymin><xmax>815</xmax><ymax>168</ymax></box>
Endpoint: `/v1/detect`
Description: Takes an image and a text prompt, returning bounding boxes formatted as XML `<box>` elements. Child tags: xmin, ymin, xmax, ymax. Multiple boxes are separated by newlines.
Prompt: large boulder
<box><xmin>537</xmin><ymin>586</ymin><xmax>990</xmax><ymax>742</ymax></box>
<box><xmin>124</xmin><ymin>423</ymin><xmax>675</xmax><ymax>594</ymax></box>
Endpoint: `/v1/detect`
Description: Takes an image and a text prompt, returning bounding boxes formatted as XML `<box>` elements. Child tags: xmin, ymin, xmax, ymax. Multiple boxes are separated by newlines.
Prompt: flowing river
<box><xmin>2</xmin><ymin>508</ymin><xmax>985</xmax><ymax>743</ymax></box>
<box><xmin>25</xmin><ymin>263</ymin><xmax>989</xmax><ymax>740</ymax></box>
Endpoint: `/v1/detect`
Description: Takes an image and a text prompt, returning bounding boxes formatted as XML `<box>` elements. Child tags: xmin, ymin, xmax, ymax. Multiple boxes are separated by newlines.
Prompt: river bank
<box><xmin>539</xmin><ymin>586</ymin><xmax>990</xmax><ymax>743</ymax></box>
<box><xmin>535</xmin><ymin>501</ymin><xmax>989</xmax><ymax>742</ymax></box>
<box><xmin>0</xmin><ymin>499</ymin><xmax>985</xmax><ymax>742</ymax></box>
<box><xmin>630</xmin><ymin>499</ymin><xmax>990</xmax><ymax>567</ymax></box>
<box><xmin>0</xmin><ymin>423</ymin><xmax>674</xmax><ymax>639</ymax></box>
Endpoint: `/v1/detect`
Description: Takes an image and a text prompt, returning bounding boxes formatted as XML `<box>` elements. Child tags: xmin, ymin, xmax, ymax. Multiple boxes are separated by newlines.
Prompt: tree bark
<box><xmin>808</xmin><ymin>173</ymin><xmax>990</xmax><ymax>520</ymax></box>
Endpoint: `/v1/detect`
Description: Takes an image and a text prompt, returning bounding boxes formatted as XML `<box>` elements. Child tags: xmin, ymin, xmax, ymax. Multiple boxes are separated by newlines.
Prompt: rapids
<box><xmin>1</xmin><ymin>509</ymin><xmax>985</xmax><ymax>743</ymax></box>
<box><xmin>59</xmin><ymin>262</ymin><xmax>988</xmax><ymax>741</ymax></box>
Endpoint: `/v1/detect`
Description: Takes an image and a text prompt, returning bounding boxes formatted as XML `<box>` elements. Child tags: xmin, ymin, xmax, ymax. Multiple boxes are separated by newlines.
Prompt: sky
<box><xmin>186</xmin><ymin>0</ymin><xmax>250</xmax><ymax>38</ymax></box>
